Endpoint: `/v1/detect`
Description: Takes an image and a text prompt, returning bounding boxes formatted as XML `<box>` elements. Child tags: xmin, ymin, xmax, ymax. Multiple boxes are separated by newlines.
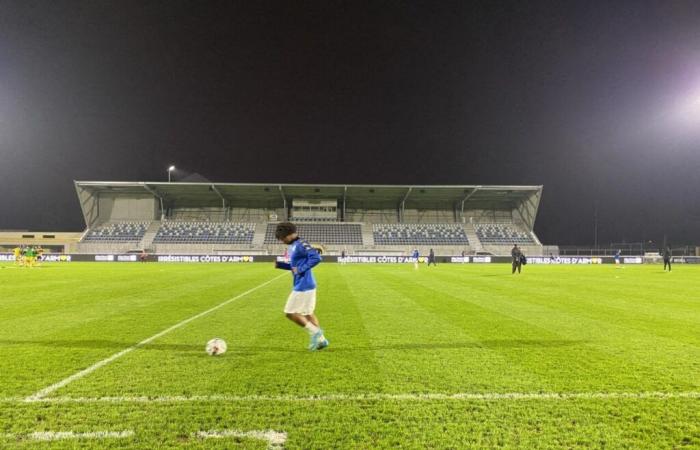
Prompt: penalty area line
<box><xmin>24</xmin><ymin>273</ymin><xmax>286</xmax><ymax>402</ymax></box>
<box><xmin>8</xmin><ymin>391</ymin><xmax>700</xmax><ymax>404</ymax></box>
<box><xmin>197</xmin><ymin>429</ymin><xmax>287</xmax><ymax>449</ymax></box>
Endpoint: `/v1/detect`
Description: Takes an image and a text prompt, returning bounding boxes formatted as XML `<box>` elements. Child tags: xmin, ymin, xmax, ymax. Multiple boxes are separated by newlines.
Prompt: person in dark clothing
<box><xmin>427</xmin><ymin>248</ymin><xmax>436</xmax><ymax>266</ymax></box>
<box><xmin>511</xmin><ymin>244</ymin><xmax>522</xmax><ymax>274</ymax></box>
<box><xmin>663</xmin><ymin>246</ymin><xmax>672</xmax><ymax>272</ymax></box>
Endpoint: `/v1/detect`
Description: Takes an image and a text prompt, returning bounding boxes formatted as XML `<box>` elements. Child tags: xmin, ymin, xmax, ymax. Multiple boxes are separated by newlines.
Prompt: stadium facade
<box><xmin>73</xmin><ymin>181</ymin><xmax>545</xmax><ymax>257</ymax></box>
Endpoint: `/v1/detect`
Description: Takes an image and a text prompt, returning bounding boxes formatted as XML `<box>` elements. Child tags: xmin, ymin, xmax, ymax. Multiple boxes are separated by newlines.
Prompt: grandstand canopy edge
<box><xmin>74</xmin><ymin>181</ymin><xmax>543</xmax><ymax>229</ymax></box>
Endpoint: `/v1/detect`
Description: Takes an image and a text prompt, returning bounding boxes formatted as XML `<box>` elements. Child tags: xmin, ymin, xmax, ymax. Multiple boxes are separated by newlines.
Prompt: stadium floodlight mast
<box><xmin>167</xmin><ymin>165</ymin><xmax>176</xmax><ymax>182</ymax></box>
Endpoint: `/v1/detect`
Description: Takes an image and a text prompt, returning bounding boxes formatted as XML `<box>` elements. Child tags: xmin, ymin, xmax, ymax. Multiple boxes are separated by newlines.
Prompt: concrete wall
<box><xmin>98</xmin><ymin>195</ymin><xmax>158</xmax><ymax>223</ymax></box>
<box><xmin>0</xmin><ymin>231</ymin><xmax>83</xmax><ymax>252</ymax></box>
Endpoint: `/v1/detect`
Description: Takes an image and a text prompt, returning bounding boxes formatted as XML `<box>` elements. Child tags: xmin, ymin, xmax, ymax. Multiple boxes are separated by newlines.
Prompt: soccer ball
<box><xmin>205</xmin><ymin>338</ymin><xmax>227</xmax><ymax>356</ymax></box>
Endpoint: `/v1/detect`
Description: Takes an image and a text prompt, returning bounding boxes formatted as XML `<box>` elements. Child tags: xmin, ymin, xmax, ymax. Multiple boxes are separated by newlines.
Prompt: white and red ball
<box><xmin>205</xmin><ymin>338</ymin><xmax>227</xmax><ymax>356</ymax></box>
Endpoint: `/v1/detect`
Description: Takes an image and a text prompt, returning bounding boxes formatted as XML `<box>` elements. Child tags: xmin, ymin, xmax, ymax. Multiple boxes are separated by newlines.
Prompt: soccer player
<box><xmin>614</xmin><ymin>249</ymin><xmax>621</xmax><ymax>267</ymax></box>
<box><xmin>13</xmin><ymin>246</ymin><xmax>21</xmax><ymax>265</ymax></box>
<box><xmin>511</xmin><ymin>244</ymin><xmax>522</xmax><ymax>274</ymax></box>
<box><xmin>25</xmin><ymin>246</ymin><xmax>35</xmax><ymax>268</ymax></box>
<box><xmin>274</xmin><ymin>222</ymin><xmax>329</xmax><ymax>351</ymax></box>
<box><xmin>663</xmin><ymin>246</ymin><xmax>672</xmax><ymax>272</ymax></box>
<box><xmin>412</xmin><ymin>248</ymin><xmax>419</xmax><ymax>269</ymax></box>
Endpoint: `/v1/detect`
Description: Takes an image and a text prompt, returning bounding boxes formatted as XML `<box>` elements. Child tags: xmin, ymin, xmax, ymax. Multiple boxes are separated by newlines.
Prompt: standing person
<box><xmin>274</xmin><ymin>222</ymin><xmax>329</xmax><ymax>351</ymax></box>
<box><xmin>13</xmin><ymin>246</ymin><xmax>21</xmax><ymax>266</ymax></box>
<box><xmin>412</xmin><ymin>248</ymin><xmax>420</xmax><ymax>270</ymax></box>
<box><xmin>139</xmin><ymin>249</ymin><xmax>148</xmax><ymax>262</ymax></box>
<box><xmin>427</xmin><ymin>248</ymin><xmax>437</xmax><ymax>266</ymax></box>
<box><xmin>511</xmin><ymin>244</ymin><xmax>522</xmax><ymax>274</ymax></box>
<box><xmin>614</xmin><ymin>249</ymin><xmax>621</xmax><ymax>267</ymax></box>
<box><xmin>663</xmin><ymin>246</ymin><xmax>672</xmax><ymax>272</ymax></box>
<box><xmin>340</xmin><ymin>248</ymin><xmax>346</xmax><ymax>265</ymax></box>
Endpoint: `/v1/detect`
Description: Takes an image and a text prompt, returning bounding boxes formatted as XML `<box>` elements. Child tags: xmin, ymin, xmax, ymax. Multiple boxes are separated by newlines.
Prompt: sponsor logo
<box><xmin>472</xmin><ymin>256</ymin><xmax>492</xmax><ymax>263</ymax></box>
<box><xmin>0</xmin><ymin>253</ymin><xmax>72</xmax><ymax>262</ymax></box>
<box><xmin>450</xmin><ymin>257</ymin><xmax>470</xmax><ymax>263</ymax></box>
<box><xmin>623</xmin><ymin>257</ymin><xmax>643</xmax><ymax>264</ymax></box>
<box><xmin>42</xmin><ymin>254</ymin><xmax>72</xmax><ymax>262</ymax></box>
<box><xmin>157</xmin><ymin>255</ymin><xmax>255</xmax><ymax>263</ymax></box>
<box><xmin>527</xmin><ymin>257</ymin><xmax>602</xmax><ymax>265</ymax></box>
<box><xmin>337</xmin><ymin>256</ymin><xmax>419</xmax><ymax>264</ymax></box>
<box><xmin>95</xmin><ymin>255</ymin><xmax>115</xmax><ymax>262</ymax></box>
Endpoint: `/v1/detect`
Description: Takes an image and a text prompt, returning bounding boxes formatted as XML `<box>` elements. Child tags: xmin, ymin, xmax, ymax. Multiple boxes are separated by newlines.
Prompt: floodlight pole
<box><xmin>167</xmin><ymin>165</ymin><xmax>175</xmax><ymax>183</ymax></box>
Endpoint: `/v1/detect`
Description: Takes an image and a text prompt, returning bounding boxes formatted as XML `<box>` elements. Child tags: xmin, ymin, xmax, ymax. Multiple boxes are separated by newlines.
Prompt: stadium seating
<box><xmin>82</xmin><ymin>222</ymin><xmax>148</xmax><ymax>242</ymax></box>
<box><xmin>475</xmin><ymin>223</ymin><xmax>535</xmax><ymax>244</ymax></box>
<box><xmin>264</xmin><ymin>223</ymin><xmax>363</xmax><ymax>245</ymax></box>
<box><xmin>373</xmin><ymin>224</ymin><xmax>469</xmax><ymax>245</ymax></box>
<box><xmin>153</xmin><ymin>222</ymin><xmax>255</xmax><ymax>244</ymax></box>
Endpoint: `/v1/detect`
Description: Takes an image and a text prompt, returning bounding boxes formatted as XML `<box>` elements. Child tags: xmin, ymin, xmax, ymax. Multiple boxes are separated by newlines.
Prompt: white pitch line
<box><xmin>24</xmin><ymin>273</ymin><xmax>286</xmax><ymax>402</ymax></box>
<box><xmin>0</xmin><ymin>430</ymin><xmax>134</xmax><ymax>441</ymax></box>
<box><xmin>196</xmin><ymin>429</ymin><xmax>287</xmax><ymax>449</ymax></box>
<box><xmin>8</xmin><ymin>391</ymin><xmax>700</xmax><ymax>404</ymax></box>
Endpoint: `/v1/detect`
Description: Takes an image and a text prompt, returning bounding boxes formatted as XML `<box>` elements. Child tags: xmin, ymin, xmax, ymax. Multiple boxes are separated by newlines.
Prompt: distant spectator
<box><xmin>511</xmin><ymin>244</ymin><xmax>522</xmax><ymax>274</ymax></box>
<box><xmin>663</xmin><ymin>246</ymin><xmax>672</xmax><ymax>272</ymax></box>
<box><xmin>428</xmin><ymin>248</ymin><xmax>436</xmax><ymax>266</ymax></box>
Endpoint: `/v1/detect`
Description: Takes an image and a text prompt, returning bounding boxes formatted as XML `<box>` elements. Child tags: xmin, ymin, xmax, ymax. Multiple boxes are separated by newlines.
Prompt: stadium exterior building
<box><xmin>73</xmin><ymin>181</ymin><xmax>545</xmax><ymax>257</ymax></box>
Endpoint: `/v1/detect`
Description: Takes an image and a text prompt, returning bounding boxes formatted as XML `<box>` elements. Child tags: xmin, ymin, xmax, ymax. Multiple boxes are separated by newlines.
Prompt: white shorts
<box><xmin>284</xmin><ymin>289</ymin><xmax>317</xmax><ymax>315</ymax></box>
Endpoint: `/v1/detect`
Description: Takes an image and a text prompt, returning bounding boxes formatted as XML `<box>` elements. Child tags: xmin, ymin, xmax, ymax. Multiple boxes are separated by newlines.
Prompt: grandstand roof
<box><xmin>74</xmin><ymin>181</ymin><xmax>542</xmax><ymax>211</ymax></box>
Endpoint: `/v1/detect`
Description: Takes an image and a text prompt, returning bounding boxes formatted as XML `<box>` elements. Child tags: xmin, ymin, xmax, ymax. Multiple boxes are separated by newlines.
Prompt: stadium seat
<box><xmin>474</xmin><ymin>223</ymin><xmax>535</xmax><ymax>245</ymax></box>
<box><xmin>372</xmin><ymin>224</ymin><xmax>469</xmax><ymax>245</ymax></box>
<box><xmin>264</xmin><ymin>223</ymin><xmax>363</xmax><ymax>245</ymax></box>
<box><xmin>81</xmin><ymin>221</ymin><xmax>148</xmax><ymax>243</ymax></box>
<box><xmin>153</xmin><ymin>222</ymin><xmax>255</xmax><ymax>245</ymax></box>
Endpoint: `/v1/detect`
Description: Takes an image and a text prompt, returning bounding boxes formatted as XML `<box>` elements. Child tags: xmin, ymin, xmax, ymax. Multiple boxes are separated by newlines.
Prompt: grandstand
<box><xmin>73</xmin><ymin>182</ymin><xmax>544</xmax><ymax>256</ymax></box>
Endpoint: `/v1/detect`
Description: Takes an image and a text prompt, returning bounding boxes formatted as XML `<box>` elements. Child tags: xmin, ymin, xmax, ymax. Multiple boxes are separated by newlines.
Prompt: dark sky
<box><xmin>1</xmin><ymin>1</ymin><xmax>699</xmax><ymax>245</ymax></box>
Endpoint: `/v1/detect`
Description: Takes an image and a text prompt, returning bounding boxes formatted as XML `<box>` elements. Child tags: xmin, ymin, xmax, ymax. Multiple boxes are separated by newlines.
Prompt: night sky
<box><xmin>1</xmin><ymin>1</ymin><xmax>699</xmax><ymax>245</ymax></box>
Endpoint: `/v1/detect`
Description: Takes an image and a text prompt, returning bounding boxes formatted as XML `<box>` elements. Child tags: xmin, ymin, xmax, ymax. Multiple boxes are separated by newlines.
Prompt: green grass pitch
<box><xmin>0</xmin><ymin>261</ymin><xmax>698</xmax><ymax>448</ymax></box>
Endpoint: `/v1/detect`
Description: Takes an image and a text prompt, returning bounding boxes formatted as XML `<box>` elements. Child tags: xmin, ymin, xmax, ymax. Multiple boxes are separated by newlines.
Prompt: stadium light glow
<box><xmin>167</xmin><ymin>165</ymin><xmax>176</xmax><ymax>182</ymax></box>
<box><xmin>667</xmin><ymin>83</ymin><xmax>700</xmax><ymax>133</ymax></box>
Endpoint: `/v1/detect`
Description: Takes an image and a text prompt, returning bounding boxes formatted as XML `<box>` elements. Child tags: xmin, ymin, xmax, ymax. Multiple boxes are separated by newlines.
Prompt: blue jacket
<box><xmin>275</xmin><ymin>238</ymin><xmax>321</xmax><ymax>292</ymax></box>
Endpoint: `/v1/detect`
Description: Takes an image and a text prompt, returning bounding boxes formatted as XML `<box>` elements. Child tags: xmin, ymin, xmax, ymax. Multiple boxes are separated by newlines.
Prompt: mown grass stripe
<box><xmin>7</xmin><ymin>391</ymin><xmax>700</xmax><ymax>403</ymax></box>
<box><xmin>24</xmin><ymin>273</ymin><xmax>286</xmax><ymax>401</ymax></box>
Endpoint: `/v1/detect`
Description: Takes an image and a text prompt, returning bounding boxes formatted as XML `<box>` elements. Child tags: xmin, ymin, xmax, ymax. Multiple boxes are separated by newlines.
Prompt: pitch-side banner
<box><xmin>157</xmin><ymin>255</ymin><xmax>255</xmax><ymax>263</ymax></box>
<box><xmin>331</xmin><ymin>256</ymin><xmax>422</xmax><ymax>264</ymax></box>
<box><xmin>0</xmin><ymin>253</ymin><xmax>72</xmax><ymax>262</ymax></box>
<box><xmin>525</xmin><ymin>256</ymin><xmax>604</xmax><ymax>265</ymax></box>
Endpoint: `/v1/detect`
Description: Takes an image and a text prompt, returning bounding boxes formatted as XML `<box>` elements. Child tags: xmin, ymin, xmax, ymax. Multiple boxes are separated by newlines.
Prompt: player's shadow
<box><xmin>0</xmin><ymin>339</ymin><xmax>202</xmax><ymax>352</ymax></box>
<box><xmin>239</xmin><ymin>339</ymin><xmax>588</xmax><ymax>353</ymax></box>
